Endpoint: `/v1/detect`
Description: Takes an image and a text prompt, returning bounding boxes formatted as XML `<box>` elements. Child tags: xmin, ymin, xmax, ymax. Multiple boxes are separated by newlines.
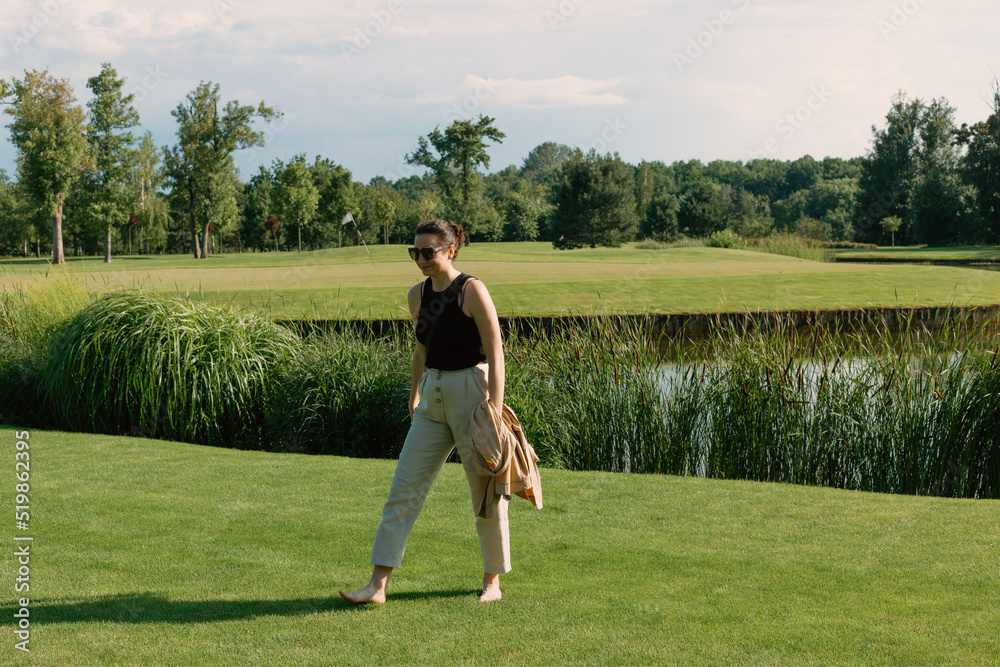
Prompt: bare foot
<box><xmin>339</xmin><ymin>565</ymin><xmax>392</xmax><ymax>604</ymax></box>
<box><xmin>479</xmin><ymin>572</ymin><xmax>502</xmax><ymax>602</ymax></box>
<box><xmin>339</xmin><ymin>584</ymin><xmax>386</xmax><ymax>604</ymax></box>
<box><xmin>478</xmin><ymin>585</ymin><xmax>502</xmax><ymax>602</ymax></box>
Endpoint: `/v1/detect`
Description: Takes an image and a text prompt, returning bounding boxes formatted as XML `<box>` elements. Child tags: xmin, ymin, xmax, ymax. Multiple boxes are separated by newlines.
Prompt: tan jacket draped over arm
<box><xmin>468</xmin><ymin>401</ymin><xmax>543</xmax><ymax>519</ymax></box>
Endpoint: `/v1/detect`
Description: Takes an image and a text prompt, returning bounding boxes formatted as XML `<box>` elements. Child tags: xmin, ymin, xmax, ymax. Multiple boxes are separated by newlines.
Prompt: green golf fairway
<box><xmin>3</xmin><ymin>243</ymin><xmax>1000</xmax><ymax>319</ymax></box>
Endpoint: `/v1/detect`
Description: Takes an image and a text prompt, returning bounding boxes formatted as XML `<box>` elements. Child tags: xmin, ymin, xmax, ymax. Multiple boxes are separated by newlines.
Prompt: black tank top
<box><xmin>415</xmin><ymin>273</ymin><xmax>486</xmax><ymax>371</ymax></box>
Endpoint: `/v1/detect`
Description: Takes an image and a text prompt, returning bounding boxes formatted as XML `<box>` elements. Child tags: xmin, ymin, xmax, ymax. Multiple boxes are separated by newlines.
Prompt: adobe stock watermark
<box><xmin>382</xmin><ymin>148</ymin><xmax>422</xmax><ymax>183</ymax></box>
<box><xmin>381</xmin><ymin>76</ymin><xmax>503</xmax><ymax>181</ymax></box>
<box><xmin>673</xmin><ymin>0</ymin><xmax>751</xmax><ymax>73</ymax></box>
<box><xmin>6</xmin><ymin>0</ymin><xmax>64</xmax><ymax>54</ymax></box>
<box><xmin>128</xmin><ymin>65</ymin><xmax>168</xmax><ymax>105</ymax></box>
<box><xmin>589</xmin><ymin>116</ymin><xmax>627</xmax><ymax>153</ymax></box>
<box><xmin>877</xmin><ymin>0</ymin><xmax>929</xmax><ymax>39</ymax></box>
<box><xmin>213</xmin><ymin>0</ymin><xmax>244</xmax><ymax>21</ymax></box>
<box><xmin>442</xmin><ymin>76</ymin><xmax>502</xmax><ymax>124</ymax></box>
<box><xmin>747</xmin><ymin>84</ymin><xmax>834</xmax><ymax>160</ymax></box>
<box><xmin>546</xmin><ymin>0</ymin><xmax>586</xmax><ymax>31</ymax></box>
<box><xmin>13</xmin><ymin>430</ymin><xmax>33</xmax><ymax>653</ymax></box>
<box><xmin>341</xmin><ymin>0</ymin><xmax>404</xmax><ymax>63</ymax></box>
<box><xmin>237</xmin><ymin>107</ymin><xmax>294</xmax><ymax>164</ymax></box>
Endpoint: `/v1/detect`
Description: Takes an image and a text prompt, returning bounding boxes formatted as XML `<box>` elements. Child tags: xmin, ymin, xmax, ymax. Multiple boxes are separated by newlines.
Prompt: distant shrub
<box><xmin>634</xmin><ymin>236</ymin><xmax>707</xmax><ymax>250</ymax></box>
<box><xmin>739</xmin><ymin>219</ymin><xmax>775</xmax><ymax>239</ymax></box>
<box><xmin>749</xmin><ymin>233</ymin><xmax>829</xmax><ymax>262</ymax></box>
<box><xmin>818</xmin><ymin>241</ymin><xmax>878</xmax><ymax>249</ymax></box>
<box><xmin>794</xmin><ymin>217</ymin><xmax>833</xmax><ymax>242</ymax></box>
<box><xmin>705</xmin><ymin>229</ymin><xmax>748</xmax><ymax>250</ymax></box>
<box><xmin>665</xmin><ymin>236</ymin><xmax>706</xmax><ymax>248</ymax></box>
<box><xmin>42</xmin><ymin>289</ymin><xmax>299</xmax><ymax>449</ymax></box>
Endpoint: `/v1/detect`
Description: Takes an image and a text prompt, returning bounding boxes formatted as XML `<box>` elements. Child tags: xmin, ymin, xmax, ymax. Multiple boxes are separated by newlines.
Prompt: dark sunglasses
<box><xmin>408</xmin><ymin>245</ymin><xmax>450</xmax><ymax>261</ymax></box>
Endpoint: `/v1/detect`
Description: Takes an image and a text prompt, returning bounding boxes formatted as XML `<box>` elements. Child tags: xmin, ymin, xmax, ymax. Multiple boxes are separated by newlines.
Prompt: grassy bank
<box><xmin>4</xmin><ymin>243</ymin><xmax>1000</xmax><ymax>318</ymax></box>
<box><xmin>831</xmin><ymin>245</ymin><xmax>1000</xmax><ymax>262</ymax></box>
<box><xmin>2</xmin><ymin>428</ymin><xmax>997</xmax><ymax>665</ymax></box>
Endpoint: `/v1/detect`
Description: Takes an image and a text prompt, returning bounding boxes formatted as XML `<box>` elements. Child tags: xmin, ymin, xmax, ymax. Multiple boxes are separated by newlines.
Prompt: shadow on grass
<box><xmin>0</xmin><ymin>589</ymin><xmax>479</xmax><ymax>624</ymax></box>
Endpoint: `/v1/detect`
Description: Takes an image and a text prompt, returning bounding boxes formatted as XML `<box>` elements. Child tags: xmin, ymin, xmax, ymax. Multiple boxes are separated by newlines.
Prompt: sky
<box><xmin>0</xmin><ymin>0</ymin><xmax>998</xmax><ymax>183</ymax></box>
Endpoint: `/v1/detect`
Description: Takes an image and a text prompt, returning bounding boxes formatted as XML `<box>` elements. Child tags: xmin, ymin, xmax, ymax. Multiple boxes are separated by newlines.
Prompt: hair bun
<box><xmin>415</xmin><ymin>218</ymin><xmax>469</xmax><ymax>258</ymax></box>
<box><xmin>449</xmin><ymin>221</ymin><xmax>470</xmax><ymax>247</ymax></box>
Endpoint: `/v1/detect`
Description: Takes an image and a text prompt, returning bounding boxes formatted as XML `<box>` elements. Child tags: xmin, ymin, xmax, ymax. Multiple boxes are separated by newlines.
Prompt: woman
<box><xmin>340</xmin><ymin>219</ymin><xmax>508</xmax><ymax>604</ymax></box>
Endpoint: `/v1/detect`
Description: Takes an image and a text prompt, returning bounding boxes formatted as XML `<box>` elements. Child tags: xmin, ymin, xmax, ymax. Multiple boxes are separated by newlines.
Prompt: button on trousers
<box><xmin>370</xmin><ymin>363</ymin><xmax>511</xmax><ymax>574</ymax></box>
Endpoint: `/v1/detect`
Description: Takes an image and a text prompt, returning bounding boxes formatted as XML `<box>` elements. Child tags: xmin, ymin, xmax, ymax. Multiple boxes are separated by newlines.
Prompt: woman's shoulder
<box><xmin>460</xmin><ymin>275</ymin><xmax>494</xmax><ymax>312</ymax></box>
<box><xmin>407</xmin><ymin>281</ymin><xmax>426</xmax><ymax>309</ymax></box>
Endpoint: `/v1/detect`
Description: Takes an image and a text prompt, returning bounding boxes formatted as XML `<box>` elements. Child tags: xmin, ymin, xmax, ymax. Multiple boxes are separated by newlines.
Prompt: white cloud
<box><xmin>465</xmin><ymin>75</ymin><xmax>629</xmax><ymax>109</ymax></box>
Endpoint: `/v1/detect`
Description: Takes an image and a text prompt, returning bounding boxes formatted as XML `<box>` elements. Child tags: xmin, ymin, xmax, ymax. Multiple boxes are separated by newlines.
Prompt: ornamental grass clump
<box><xmin>0</xmin><ymin>275</ymin><xmax>93</xmax><ymax>426</ymax></box>
<box><xmin>42</xmin><ymin>289</ymin><xmax>299</xmax><ymax>449</ymax></box>
<box><xmin>0</xmin><ymin>274</ymin><xmax>94</xmax><ymax>353</ymax></box>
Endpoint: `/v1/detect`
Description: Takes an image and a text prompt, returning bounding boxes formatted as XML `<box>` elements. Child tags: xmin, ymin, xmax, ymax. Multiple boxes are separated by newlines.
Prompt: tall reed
<box><xmin>505</xmin><ymin>316</ymin><xmax>674</xmax><ymax>472</ymax></box>
<box><xmin>663</xmin><ymin>315</ymin><xmax>1000</xmax><ymax>498</ymax></box>
<box><xmin>267</xmin><ymin>323</ymin><xmax>411</xmax><ymax>457</ymax></box>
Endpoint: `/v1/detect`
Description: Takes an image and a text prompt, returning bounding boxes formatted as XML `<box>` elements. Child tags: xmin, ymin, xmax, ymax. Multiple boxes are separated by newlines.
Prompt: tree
<box><xmin>521</xmin><ymin>142</ymin><xmax>573</xmax><ymax>186</ymax></box>
<box><xmin>311</xmin><ymin>157</ymin><xmax>356</xmax><ymax>248</ymax></box>
<box><xmin>910</xmin><ymin>98</ymin><xmax>976</xmax><ymax>244</ymax></box>
<box><xmin>3</xmin><ymin>70</ymin><xmax>88</xmax><ymax>265</ymax></box>
<box><xmin>720</xmin><ymin>186</ymin><xmax>773</xmax><ymax>238</ymax></box>
<box><xmin>164</xmin><ymin>82</ymin><xmax>280</xmax><ymax>259</ymax></box>
<box><xmin>272</xmin><ymin>155</ymin><xmax>319</xmax><ymax>252</ymax></box>
<box><xmin>80</xmin><ymin>63</ymin><xmax>141</xmax><ymax>263</ymax></box>
<box><xmin>785</xmin><ymin>156</ymin><xmax>821</xmax><ymax>193</ymax></box>
<box><xmin>856</xmin><ymin>92</ymin><xmax>922</xmax><ymax>243</ymax></box>
<box><xmin>0</xmin><ymin>172</ymin><xmax>36</xmax><ymax>256</ymax></box>
<box><xmin>881</xmin><ymin>215</ymin><xmax>902</xmax><ymax>247</ymax></box>
<box><xmin>857</xmin><ymin>92</ymin><xmax>972</xmax><ymax>245</ymax></box>
<box><xmin>264</xmin><ymin>217</ymin><xmax>280</xmax><ymax>253</ymax></box>
<box><xmin>640</xmin><ymin>190</ymin><xmax>680</xmax><ymax>242</ymax></box>
<box><xmin>677</xmin><ymin>180</ymin><xmax>727</xmax><ymax>237</ymax></box>
<box><xmin>243</xmin><ymin>167</ymin><xmax>276</xmax><ymax>251</ymax></box>
<box><xmin>204</xmin><ymin>165</ymin><xmax>242</xmax><ymax>253</ymax></box>
<box><xmin>773</xmin><ymin>178</ymin><xmax>859</xmax><ymax>240</ymax></box>
<box><xmin>744</xmin><ymin>158</ymin><xmax>790</xmax><ymax>204</ymax></box>
<box><xmin>503</xmin><ymin>186</ymin><xmax>551</xmax><ymax>242</ymax></box>
<box><xmin>372</xmin><ymin>184</ymin><xmax>400</xmax><ymax>245</ymax></box>
<box><xmin>130</xmin><ymin>132</ymin><xmax>170</xmax><ymax>254</ymax></box>
<box><xmin>549</xmin><ymin>150</ymin><xmax>638</xmax><ymax>249</ymax></box>
<box><xmin>405</xmin><ymin>115</ymin><xmax>505</xmax><ymax>238</ymax></box>
<box><xmin>958</xmin><ymin>87</ymin><xmax>1000</xmax><ymax>243</ymax></box>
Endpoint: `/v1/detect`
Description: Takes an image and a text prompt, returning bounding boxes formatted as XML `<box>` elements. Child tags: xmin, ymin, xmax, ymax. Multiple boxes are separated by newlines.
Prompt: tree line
<box><xmin>1</xmin><ymin>65</ymin><xmax>998</xmax><ymax>263</ymax></box>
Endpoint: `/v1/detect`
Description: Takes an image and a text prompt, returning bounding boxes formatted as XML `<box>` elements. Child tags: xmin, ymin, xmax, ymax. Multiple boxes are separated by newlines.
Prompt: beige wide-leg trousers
<box><xmin>370</xmin><ymin>363</ymin><xmax>511</xmax><ymax>574</ymax></box>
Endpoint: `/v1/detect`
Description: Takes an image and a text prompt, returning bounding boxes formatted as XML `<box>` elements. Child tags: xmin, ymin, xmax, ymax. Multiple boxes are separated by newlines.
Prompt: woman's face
<box><xmin>413</xmin><ymin>233</ymin><xmax>454</xmax><ymax>275</ymax></box>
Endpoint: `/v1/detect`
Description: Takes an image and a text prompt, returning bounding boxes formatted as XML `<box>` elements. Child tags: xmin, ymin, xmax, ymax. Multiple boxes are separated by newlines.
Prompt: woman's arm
<box><xmin>464</xmin><ymin>279</ymin><xmax>504</xmax><ymax>411</ymax></box>
<box><xmin>407</xmin><ymin>283</ymin><xmax>424</xmax><ymax>419</ymax></box>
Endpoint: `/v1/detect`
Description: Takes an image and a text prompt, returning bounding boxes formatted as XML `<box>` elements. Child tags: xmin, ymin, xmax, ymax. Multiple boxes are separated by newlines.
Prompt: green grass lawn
<box><xmin>832</xmin><ymin>245</ymin><xmax>1000</xmax><ymax>262</ymax></box>
<box><xmin>2</xmin><ymin>427</ymin><xmax>997</xmax><ymax>665</ymax></box>
<box><xmin>4</xmin><ymin>243</ymin><xmax>1000</xmax><ymax>319</ymax></box>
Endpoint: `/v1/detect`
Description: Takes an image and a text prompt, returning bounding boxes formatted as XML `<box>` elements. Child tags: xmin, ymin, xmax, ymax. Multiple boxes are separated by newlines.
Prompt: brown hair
<box><xmin>415</xmin><ymin>219</ymin><xmax>469</xmax><ymax>258</ymax></box>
